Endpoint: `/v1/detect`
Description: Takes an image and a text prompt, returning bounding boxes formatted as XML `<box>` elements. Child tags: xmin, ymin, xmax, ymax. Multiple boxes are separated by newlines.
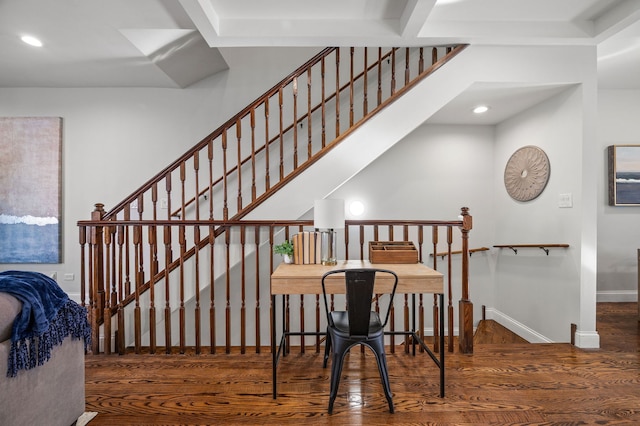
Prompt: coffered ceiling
<box><xmin>2</xmin><ymin>0</ymin><xmax>639</xmax><ymax>124</ymax></box>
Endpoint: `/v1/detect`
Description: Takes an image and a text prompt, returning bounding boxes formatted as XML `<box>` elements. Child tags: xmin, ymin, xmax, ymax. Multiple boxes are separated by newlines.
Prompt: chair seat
<box><xmin>329</xmin><ymin>311</ymin><xmax>384</xmax><ymax>337</ymax></box>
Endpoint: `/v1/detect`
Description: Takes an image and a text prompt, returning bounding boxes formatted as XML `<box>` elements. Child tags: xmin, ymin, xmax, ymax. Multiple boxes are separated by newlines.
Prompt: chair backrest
<box><xmin>322</xmin><ymin>268</ymin><xmax>399</xmax><ymax>337</ymax></box>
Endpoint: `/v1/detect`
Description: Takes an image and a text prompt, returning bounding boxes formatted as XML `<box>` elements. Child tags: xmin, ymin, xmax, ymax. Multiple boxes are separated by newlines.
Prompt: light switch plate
<box><xmin>559</xmin><ymin>193</ymin><xmax>573</xmax><ymax>208</ymax></box>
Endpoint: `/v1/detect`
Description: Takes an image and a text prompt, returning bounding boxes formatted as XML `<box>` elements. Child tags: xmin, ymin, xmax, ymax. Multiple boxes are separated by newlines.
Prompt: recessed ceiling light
<box><xmin>473</xmin><ymin>105</ymin><xmax>489</xmax><ymax>114</ymax></box>
<box><xmin>21</xmin><ymin>35</ymin><xmax>43</xmax><ymax>47</ymax></box>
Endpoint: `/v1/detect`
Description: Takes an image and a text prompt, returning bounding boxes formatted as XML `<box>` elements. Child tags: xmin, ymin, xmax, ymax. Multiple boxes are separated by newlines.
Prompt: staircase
<box><xmin>78</xmin><ymin>45</ymin><xmax>473</xmax><ymax>355</ymax></box>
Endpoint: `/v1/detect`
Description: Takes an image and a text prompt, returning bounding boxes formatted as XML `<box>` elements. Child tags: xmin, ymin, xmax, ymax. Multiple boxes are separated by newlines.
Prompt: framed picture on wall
<box><xmin>608</xmin><ymin>144</ymin><xmax>640</xmax><ymax>206</ymax></box>
<box><xmin>0</xmin><ymin>117</ymin><xmax>62</xmax><ymax>263</ymax></box>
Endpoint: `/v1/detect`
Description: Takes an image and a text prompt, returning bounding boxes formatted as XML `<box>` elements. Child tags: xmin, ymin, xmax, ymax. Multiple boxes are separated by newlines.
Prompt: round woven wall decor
<box><xmin>503</xmin><ymin>145</ymin><xmax>550</xmax><ymax>202</ymax></box>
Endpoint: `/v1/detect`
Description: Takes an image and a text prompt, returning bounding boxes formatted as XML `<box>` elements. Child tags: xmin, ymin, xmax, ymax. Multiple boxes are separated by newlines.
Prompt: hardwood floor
<box><xmin>84</xmin><ymin>303</ymin><xmax>640</xmax><ymax>425</ymax></box>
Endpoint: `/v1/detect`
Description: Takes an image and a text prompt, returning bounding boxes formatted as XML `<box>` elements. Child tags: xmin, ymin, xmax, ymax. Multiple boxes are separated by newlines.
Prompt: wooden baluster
<box><xmin>344</xmin><ymin>224</ymin><xmax>350</xmax><ymax>261</ymax></box>
<box><xmin>117</xmin><ymin>224</ymin><xmax>125</xmax><ymax>355</ymax></box>
<box><xmin>151</xmin><ymin>184</ymin><xmax>159</xmax><ymax>274</ymax></box>
<box><xmin>391</xmin><ymin>48</ymin><xmax>396</xmax><ymax>96</ymax></box>
<box><xmin>135</xmin><ymin>196</ymin><xmax>145</xmax><ymax>289</ymax></box>
<box><xmin>419</xmin><ymin>47</ymin><xmax>424</xmax><ymax>74</ymax></box>
<box><xmin>165</xmin><ymin>173</ymin><xmax>172</xmax><ymax>220</ymax></box>
<box><xmin>321</xmin><ymin>56</ymin><xmax>326</xmax><ymax>148</ymax></box>
<box><xmin>88</xmin><ymin>238</ymin><xmax>95</xmax><ymax>351</ymax></box>
<box><xmin>307</xmin><ymin>67</ymin><xmax>312</xmax><ymax>159</ymax></box>
<box><xmin>193</xmin><ymin>151</ymin><xmax>200</xmax><ymax>220</ymax></box>
<box><xmin>121</xmin><ymin>205</ymin><xmax>130</xmax><ymax>297</ymax></box>
<box><xmin>292</xmin><ymin>77</ymin><xmax>298</xmax><ymax>169</ymax></box>
<box><xmin>387</xmin><ymin>224</ymin><xmax>395</xmax><ymax>352</ymax></box>
<box><xmin>236</xmin><ymin>120</ymin><xmax>243</xmax><ymax>213</ymax></box>
<box><xmin>225</xmin><ymin>229</ymin><xmax>231</xmax><ymax>354</ymax></box>
<box><xmin>103</xmin><ymin>226</ymin><xmax>115</xmax><ymax>355</ymax></box>
<box><xmin>149</xmin><ymin>225</ymin><xmax>157</xmax><ymax>354</ymax></box>
<box><xmin>404</xmin><ymin>47</ymin><xmax>410</xmax><ymax>86</ymax></box>
<box><xmin>151</xmin><ymin>182</ymin><xmax>158</xmax><ymax>221</ymax></box>
<box><xmin>209</xmin><ymin>225</ymin><xmax>216</xmax><ymax>354</ymax></box>
<box><xmin>278</xmin><ymin>88</ymin><xmax>284</xmax><ymax>181</ymax></box>
<box><xmin>377</xmin><ymin>48</ymin><xmax>383</xmax><ymax>106</ymax></box>
<box><xmin>447</xmin><ymin>226</ymin><xmax>454</xmax><ymax>352</ymax></box>
<box><xmin>79</xmin><ymin>227</ymin><xmax>87</xmax><ymax>308</ymax></box>
<box><xmin>240</xmin><ymin>226</ymin><xmax>246</xmax><ymax>354</ymax></box>
<box><xmin>269</xmin><ymin>227</ymin><xmax>275</xmax><ymax>354</ymax></box>
<box><xmin>179</xmin><ymin>225</ymin><xmax>186</xmax><ymax>354</ymax></box>
<box><xmin>109</xmin><ymin>226</ymin><xmax>117</xmax><ymax>320</ymax></box>
<box><xmin>359</xmin><ymin>225</ymin><xmax>365</xmax><ymax>261</ymax></box>
<box><xmin>133</xmin><ymin>224</ymin><xmax>142</xmax><ymax>354</ymax></box>
<box><xmin>250</xmin><ymin>109</ymin><xmax>257</xmax><ymax>201</ymax></box>
<box><xmin>221</xmin><ymin>133</ymin><xmax>229</xmax><ymax>220</ymax></box>
<box><xmin>207</xmin><ymin>140</ymin><xmax>214</xmax><ymax>220</ymax></box>
<box><xmin>349</xmin><ymin>47</ymin><xmax>354</xmax><ymax>127</ymax></box>
<box><xmin>403</xmin><ymin>225</ymin><xmax>410</xmax><ymax>353</ymax></box>
<box><xmin>164</xmin><ymin>226</ymin><xmax>172</xmax><ymax>354</ymax></box>
<box><xmin>254</xmin><ymin>227</ymin><xmax>261</xmax><ymax>353</ymax></box>
<box><xmin>335</xmin><ymin>48</ymin><xmax>340</xmax><ymax>137</ymax></box>
<box><xmin>194</xmin><ymin>225</ymin><xmax>201</xmax><ymax>354</ymax></box>
<box><xmin>432</xmin><ymin>47</ymin><xmax>437</xmax><ymax>66</ymax></box>
<box><xmin>363</xmin><ymin>47</ymin><xmax>369</xmax><ymax>116</ymax></box>
<box><xmin>264</xmin><ymin>98</ymin><xmax>271</xmax><ymax>191</ymax></box>
<box><xmin>432</xmin><ymin>226</ymin><xmax>439</xmax><ymax>353</ymax></box>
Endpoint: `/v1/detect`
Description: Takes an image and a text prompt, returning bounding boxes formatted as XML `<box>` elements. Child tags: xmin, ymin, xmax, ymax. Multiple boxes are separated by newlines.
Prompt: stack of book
<box><xmin>291</xmin><ymin>231</ymin><xmax>322</xmax><ymax>264</ymax></box>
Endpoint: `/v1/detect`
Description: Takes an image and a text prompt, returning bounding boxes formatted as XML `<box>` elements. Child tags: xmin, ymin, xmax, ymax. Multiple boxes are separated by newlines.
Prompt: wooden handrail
<box><xmin>493</xmin><ymin>244</ymin><xmax>569</xmax><ymax>255</ymax></box>
<box><xmin>431</xmin><ymin>247</ymin><xmax>490</xmax><ymax>259</ymax></box>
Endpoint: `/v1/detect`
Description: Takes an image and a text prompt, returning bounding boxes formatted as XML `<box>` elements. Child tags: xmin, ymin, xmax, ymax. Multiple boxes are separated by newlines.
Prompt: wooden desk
<box><xmin>270</xmin><ymin>260</ymin><xmax>445</xmax><ymax>399</ymax></box>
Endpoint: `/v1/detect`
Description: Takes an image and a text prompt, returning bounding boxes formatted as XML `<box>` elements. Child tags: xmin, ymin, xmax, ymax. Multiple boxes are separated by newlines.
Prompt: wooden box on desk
<box><xmin>368</xmin><ymin>241</ymin><xmax>419</xmax><ymax>264</ymax></box>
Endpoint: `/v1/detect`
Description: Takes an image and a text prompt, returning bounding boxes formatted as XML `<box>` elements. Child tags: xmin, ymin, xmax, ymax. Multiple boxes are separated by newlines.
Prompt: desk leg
<box><xmin>412</xmin><ymin>294</ymin><xmax>416</xmax><ymax>356</ymax></box>
<box><xmin>271</xmin><ymin>294</ymin><xmax>277</xmax><ymax>399</ymax></box>
<box><xmin>439</xmin><ymin>293</ymin><xmax>445</xmax><ymax>397</ymax></box>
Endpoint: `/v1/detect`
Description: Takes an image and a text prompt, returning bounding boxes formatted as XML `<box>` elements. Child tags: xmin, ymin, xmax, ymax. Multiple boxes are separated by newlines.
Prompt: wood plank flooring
<box><xmin>84</xmin><ymin>303</ymin><xmax>640</xmax><ymax>425</ymax></box>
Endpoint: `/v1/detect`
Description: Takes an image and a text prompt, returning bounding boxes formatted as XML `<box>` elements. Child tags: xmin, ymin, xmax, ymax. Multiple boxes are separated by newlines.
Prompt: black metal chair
<box><xmin>321</xmin><ymin>268</ymin><xmax>399</xmax><ymax>414</ymax></box>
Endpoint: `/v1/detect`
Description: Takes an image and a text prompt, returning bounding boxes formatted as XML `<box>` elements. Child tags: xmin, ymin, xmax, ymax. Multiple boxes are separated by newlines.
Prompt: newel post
<box><xmin>90</xmin><ymin>203</ymin><xmax>106</xmax><ymax>353</ymax></box>
<box><xmin>458</xmin><ymin>207</ymin><xmax>474</xmax><ymax>354</ymax></box>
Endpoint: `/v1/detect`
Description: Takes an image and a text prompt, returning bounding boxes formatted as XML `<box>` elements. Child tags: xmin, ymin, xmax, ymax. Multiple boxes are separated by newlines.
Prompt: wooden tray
<box><xmin>369</xmin><ymin>241</ymin><xmax>418</xmax><ymax>264</ymax></box>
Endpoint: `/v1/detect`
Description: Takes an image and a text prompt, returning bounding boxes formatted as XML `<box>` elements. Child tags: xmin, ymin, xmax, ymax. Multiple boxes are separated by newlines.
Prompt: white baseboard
<box><xmin>483</xmin><ymin>307</ymin><xmax>553</xmax><ymax>343</ymax></box>
<box><xmin>596</xmin><ymin>290</ymin><xmax>637</xmax><ymax>303</ymax></box>
<box><xmin>574</xmin><ymin>330</ymin><xmax>600</xmax><ymax>348</ymax></box>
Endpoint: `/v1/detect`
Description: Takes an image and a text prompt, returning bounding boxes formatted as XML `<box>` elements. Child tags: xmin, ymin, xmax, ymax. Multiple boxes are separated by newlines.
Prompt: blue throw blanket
<box><xmin>0</xmin><ymin>270</ymin><xmax>91</xmax><ymax>377</ymax></box>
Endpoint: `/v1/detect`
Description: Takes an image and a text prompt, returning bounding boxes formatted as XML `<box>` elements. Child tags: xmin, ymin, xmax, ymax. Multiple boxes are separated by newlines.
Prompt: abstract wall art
<box><xmin>0</xmin><ymin>117</ymin><xmax>62</xmax><ymax>263</ymax></box>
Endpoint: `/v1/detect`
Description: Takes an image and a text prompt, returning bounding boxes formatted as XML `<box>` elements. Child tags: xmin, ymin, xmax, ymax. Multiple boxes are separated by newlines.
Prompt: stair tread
<box><xmin>474</xmin><ymin>319</ymin><xmax>529</xmax><ymax>344</ymax></box>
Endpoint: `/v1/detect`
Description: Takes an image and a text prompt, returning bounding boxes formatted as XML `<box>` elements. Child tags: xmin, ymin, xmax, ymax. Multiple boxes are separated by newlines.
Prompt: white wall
<box><xmin>330</xmin><ymin>124</ymin><xmax>496</xmax><ymax>329</ymax></box>
<box><xmin>598</xmin><ymin>90</ymin><xmax>640</xmax><ymax>301</ymax></box>
<box><xmin>493</xmin><ymin>87</ymin><xmax>587</xmax><ymax>343</ymax></box>
<box><xmin>1</xmin><ymin>44</ymin><xmax>622</xmax><ymax>349</ymax></box>
<box><xmin>0</xmin><ymin>47</ymin><xmax>319</xmax><ymax>299</ymax></box>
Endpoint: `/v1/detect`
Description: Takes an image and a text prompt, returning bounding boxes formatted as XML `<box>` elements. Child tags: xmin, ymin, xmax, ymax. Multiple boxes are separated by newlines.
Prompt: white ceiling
<box><xmin>2</xmin><ymin>0</ymin><xmax>640</xmax><ymax>124</ymax></box>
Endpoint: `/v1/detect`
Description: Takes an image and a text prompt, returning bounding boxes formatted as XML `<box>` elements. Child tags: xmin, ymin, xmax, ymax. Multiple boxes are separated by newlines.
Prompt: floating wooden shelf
<box><xmin>493</xmin><ymin>244</ymin><xmax>569</xmax><ymax>255</ymax></box>
<box><xmin>430</xmin><ymin>247</ymin><xmax>490</xmax><ymax>259</ymax></box>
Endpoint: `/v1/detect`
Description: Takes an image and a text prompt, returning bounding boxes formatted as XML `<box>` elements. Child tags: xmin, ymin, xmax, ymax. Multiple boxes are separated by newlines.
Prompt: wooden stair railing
<box><xmin>78</xmin><ymin>209</ymin><xmax>473</xmax><ymax>356</ymax></box>
<box><xmin>79</xmin><ymin>45</ymin><xmax>473</xmax><ymax>355</ymax></box>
